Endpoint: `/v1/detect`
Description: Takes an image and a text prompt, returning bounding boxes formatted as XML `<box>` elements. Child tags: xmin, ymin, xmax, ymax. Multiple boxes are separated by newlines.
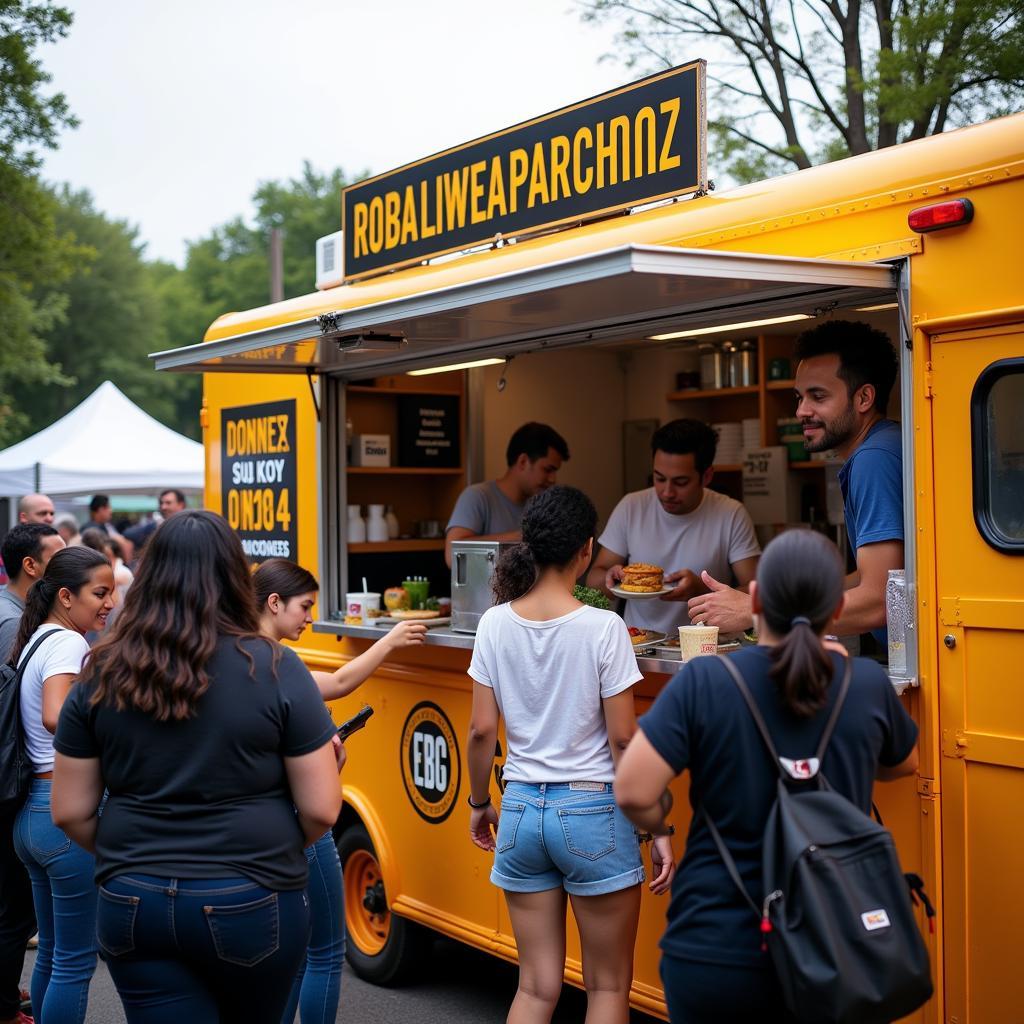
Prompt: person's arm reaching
<box><xmin>311</xmin><ymin>621</ymin><xmax>427</xmax><ymax>701</ymax></box>
<box><xmin>686</xmin><ymin>573</ymin><xmax>755</xmax><ymax>632</ymax></box>
<box><xmin>586</xmin><ymin>545</ymin><xmax>627</xmax><ymax>598</ymax></box>
<box><xmin>876</xmin><ymin>745</ymin><xmax>918</xmax><ymax>781</ymax></box>
<box><xmin>466</xmin><ymin>682</ymin><xmax>500</xmax><ymax>851</ymax></box>
<box><xmin>833</xmin><ymin>540</ymin><xmax>903</xmax><ymax>635</ymax></box>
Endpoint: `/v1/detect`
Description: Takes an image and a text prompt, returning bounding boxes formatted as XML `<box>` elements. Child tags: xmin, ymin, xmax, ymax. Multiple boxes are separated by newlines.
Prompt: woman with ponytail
<box><xmin>466</xmin><ymin>485</ymin><xmax>675</xmax><ymax>1023</ymax></box>
<box><xmin>614</xmin><ymin>529</ymin><xmax>920</xmax><ymax>1024</ymax></box>
<box><xmin>11</xmin><ymin>546</ymin><xmax>114</xmax><ymax>1024</ymax></box>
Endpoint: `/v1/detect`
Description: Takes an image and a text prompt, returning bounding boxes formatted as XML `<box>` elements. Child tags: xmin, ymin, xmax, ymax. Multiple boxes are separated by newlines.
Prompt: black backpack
<box><xmin>0</xmin><ymin>628</ymin><xmax>61</xmax><ymax>807</ymax></box>
<box><xmin>703</xmin><ymin>655</ymin><xmax>934</xmax><ymax>1024</ymax></box>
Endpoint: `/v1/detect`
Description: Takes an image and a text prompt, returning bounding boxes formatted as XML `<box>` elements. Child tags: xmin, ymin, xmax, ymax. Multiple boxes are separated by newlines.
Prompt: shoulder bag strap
<box><xmin>702</xmin><ymin>804</ymin><xmax>761</xmax><ymax>916</ymax></box>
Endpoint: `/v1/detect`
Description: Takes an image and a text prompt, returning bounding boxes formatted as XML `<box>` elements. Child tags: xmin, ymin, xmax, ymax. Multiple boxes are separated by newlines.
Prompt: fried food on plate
<box><xmin>619</xmin><ymin>563</ymin><xmax>665</xmax><ymax>593</ymax></box>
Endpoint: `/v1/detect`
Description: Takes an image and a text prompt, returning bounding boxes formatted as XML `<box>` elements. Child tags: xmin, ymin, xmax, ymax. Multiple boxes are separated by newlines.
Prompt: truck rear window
<box><xmin>972</xmin><ymin>359</ymin><xmax>1024</xmax><ymax>552</ymax></box>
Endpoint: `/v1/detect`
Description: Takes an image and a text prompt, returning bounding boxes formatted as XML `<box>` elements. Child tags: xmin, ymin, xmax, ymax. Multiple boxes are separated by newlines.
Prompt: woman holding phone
<box><xmin>253</xmin><ymin>558</ymin><xmax>426</xmax><ymax>1024</ymax></box>
<box><xmin>51</xmin><ymin>512</ymin><xmax>342</xmax><ymax>1024</ymax></box>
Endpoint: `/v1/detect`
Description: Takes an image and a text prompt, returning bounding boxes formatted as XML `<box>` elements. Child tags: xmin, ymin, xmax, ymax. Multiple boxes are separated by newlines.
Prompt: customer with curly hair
<box><xmin>466</xmin><ymin>485</ymin><xmax>674</xmax><ymax>1024</ymax></box>
<box><xmin>50</xmin><ymin>511</ymin><xmax>342</xmax><ymax>1023</ymax></box>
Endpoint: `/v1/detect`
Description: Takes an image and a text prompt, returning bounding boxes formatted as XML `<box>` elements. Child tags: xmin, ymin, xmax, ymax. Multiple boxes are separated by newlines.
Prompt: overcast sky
<box><xmin>40</xmin><ymin>0</ymin><xmax>631</xmax><ymax>265</ymax></box>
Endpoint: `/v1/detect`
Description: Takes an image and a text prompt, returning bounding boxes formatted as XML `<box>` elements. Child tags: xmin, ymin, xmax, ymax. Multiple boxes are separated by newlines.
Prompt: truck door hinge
<box><xmin>923</xmin><ymin>362</ymin><xmax>935</xmax><ymax>399</ymax></box>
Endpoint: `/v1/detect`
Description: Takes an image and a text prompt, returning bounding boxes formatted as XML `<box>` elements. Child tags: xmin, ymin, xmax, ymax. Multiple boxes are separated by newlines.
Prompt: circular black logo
<box><xmin>399</xmin><ymin>701</ymin><xmax>461</xmax><ymax>824</ymax></box>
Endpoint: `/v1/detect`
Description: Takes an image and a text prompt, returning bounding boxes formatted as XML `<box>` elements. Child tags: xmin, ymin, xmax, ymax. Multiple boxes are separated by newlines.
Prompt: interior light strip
<box><xmin>854</xmin><ymin>302</ymin><xmax>899</xmax><ymax>312</ymax></box>
<box><xmin>649</xmin><ymin>314</ymin><xmax>811</xmax><ymax>341</ymax></box>
<box><xmin>407</xmin><ymin>358</ymin><xmax>506</xmax><ymax>376</ymax></box>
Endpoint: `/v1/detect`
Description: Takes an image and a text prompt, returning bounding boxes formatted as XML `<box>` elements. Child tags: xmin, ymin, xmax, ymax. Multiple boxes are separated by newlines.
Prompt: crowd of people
<box><xmin>0</xmin><ymin>321</ymin><xmax>924</xmax><ymax>1024</ymax></box>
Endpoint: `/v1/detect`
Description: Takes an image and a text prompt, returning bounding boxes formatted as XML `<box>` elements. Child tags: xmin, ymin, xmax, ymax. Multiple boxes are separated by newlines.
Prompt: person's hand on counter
<box><xmin>660</xmin><ymin>568</ymin><xmax>706</xmax><ymax>602</ymax></box>
<box><xmin>686</xmin><ymin>571</ymin><xmax>755</xmax><ymax>632</ymax></box>
<box><xmin>383</xmin><ymin>621</ymin><xmax>429</xmax><ymax>651</ymax></box>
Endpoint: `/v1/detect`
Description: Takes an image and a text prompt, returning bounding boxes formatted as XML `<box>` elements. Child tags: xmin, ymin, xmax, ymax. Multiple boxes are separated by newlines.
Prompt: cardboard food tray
<box><xmin>372</xmin><ymin>615</ymin><xmax>452</xmax><ymax>628</ymax></box>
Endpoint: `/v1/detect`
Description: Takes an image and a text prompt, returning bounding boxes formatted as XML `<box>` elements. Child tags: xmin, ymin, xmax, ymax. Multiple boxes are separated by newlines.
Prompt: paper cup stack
<box><xmin>712</xmin><ymin>422</ymin><xmax>743</xmax><ymax>465</ymax></box>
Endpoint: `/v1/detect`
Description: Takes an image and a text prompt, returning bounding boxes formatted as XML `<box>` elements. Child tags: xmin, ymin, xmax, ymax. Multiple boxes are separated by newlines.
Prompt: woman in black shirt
<box><xmin>614</xmin><ymin>529</ymin><xmax>919</xmax><ymax>1024</ymax></box>
<box><xmin>51</xmin><ymin>511</ymin><xmax>341</xmax><ymax>1024</ymax></box>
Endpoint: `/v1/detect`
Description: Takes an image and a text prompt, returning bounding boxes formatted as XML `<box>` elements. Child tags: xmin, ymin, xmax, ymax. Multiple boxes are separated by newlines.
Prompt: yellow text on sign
<box><xmin>226</xmin><ymin>488</ymin><xmax>292</xmax><ymax>533</ymax></box>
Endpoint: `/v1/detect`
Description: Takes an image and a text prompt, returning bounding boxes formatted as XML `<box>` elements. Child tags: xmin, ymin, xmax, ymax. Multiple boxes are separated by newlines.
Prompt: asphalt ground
<box><xmin>22</xmin><ymin>935</ymin><xmax>664</xmax><ymax>1022</ymax></box>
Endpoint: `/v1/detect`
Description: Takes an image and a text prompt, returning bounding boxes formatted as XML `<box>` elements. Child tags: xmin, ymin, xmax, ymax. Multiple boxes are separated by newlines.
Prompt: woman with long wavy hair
<box><xmin>50</xmin><ymin>511</ymin><xmax>342</xmax><ymax>1024</ymax></box>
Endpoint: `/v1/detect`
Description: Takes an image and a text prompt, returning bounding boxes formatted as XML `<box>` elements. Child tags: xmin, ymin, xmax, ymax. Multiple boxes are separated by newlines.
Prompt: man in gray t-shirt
<box><xmin>586</xmin><ymin>419</ymin><xmax>761</xmax><ymax>635</ymax></box>
<box><xmin>0</xmin><ymin>523</ymin><xmax>65</xmax><ymax>660</ymax></box>
<box><xmin>445</xmin><ymin>422</ymin><xmax>570</xmax><ymax>566</ymax></box>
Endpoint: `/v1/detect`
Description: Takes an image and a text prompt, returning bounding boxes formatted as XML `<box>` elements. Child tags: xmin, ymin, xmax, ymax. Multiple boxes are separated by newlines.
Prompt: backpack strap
<box><xmin>716</xmin><ymin>655</ymin><xmax>787</xmax><ymax>780</ymax></box>
<box><xmin>14</xmin><ymin>628</ymin><xmax>64</xmax><ymax>681</ymax></box>
<box><xmin>813</xmin><ymin>656</ymin><xmax>853</xmax><ymax>762</ymax></box>
<box><xmin>702</xmin><ymin>804</ymin><xmax>761</xmax><ymax>917</ymax></box>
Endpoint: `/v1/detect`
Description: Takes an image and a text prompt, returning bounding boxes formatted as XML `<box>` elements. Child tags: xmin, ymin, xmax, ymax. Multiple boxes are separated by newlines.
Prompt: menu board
<box><xmin>397</xmin><ymin>393</ymin><xmax>460</xmax><ymax>468</ymax></box>
<box><xmin>221</xmin><ymin>399</ymin><xmax>298</xmax><ymax>563</ymax></box>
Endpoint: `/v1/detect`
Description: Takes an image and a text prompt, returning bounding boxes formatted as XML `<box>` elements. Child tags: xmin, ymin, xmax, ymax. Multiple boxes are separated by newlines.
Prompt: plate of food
<box><xmin>610</xmin><ymin>563</ymin><xmax>674</xmax><ymax>600</ymax></box>
<box><xmin>627</xmin><ymin>626</ymin><xmax>667</xmax><ymax>648</ymax></box>
<box><xmin>374</xmin><ymin>610</ymin><xmax>450</xmax><ymax>627</ymax></box>
<box><xmin>652</xmin><ymin>637</ymin><xmax>742</xmax><ymax>654</ymax></box>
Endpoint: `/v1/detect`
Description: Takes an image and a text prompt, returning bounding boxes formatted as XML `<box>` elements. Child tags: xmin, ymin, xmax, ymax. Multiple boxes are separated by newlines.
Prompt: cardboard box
<box><xmin>351</xmin><ymin>434</ymin><xmax>391</xmax><ymax>467</ymax></box>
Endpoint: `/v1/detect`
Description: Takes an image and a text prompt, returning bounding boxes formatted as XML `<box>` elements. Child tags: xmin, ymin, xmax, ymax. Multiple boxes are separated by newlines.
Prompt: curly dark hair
<box><xmin>650</xmin><ymin>419</ymin><xmax>718</xmax><ymax>474</ymax></box>
<box><xmin>80</xmin><ymin>510</ymin><xmax>272</xmax><ymax>721</ymax></box>
<box><xmin>757</xmin><ymin>529</ymin><xmax>846</xmax><ymax>718</ymax></box>
<box><xmin>492</xmin><ymin>486</ymin><xmax>597</xmax><ymax>603</ymax></box>
<box><xmin>794</xmin><ymin>320</ymin><xmax>899</xmax><ymax>414</ymax></box>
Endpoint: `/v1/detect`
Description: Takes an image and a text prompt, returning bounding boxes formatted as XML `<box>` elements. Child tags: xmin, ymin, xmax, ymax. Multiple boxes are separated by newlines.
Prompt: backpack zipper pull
<box><xmin>760</xmin><ymin>890</ymin><xmax>783</xmax><ymax>951</ymax></box>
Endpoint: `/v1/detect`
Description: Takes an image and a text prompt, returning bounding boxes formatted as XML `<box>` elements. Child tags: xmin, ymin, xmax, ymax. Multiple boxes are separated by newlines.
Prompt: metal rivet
<box><xmin>944</xmin><ymin>634</ymin><xmax>956</xmax><ymax>649</ymax></box>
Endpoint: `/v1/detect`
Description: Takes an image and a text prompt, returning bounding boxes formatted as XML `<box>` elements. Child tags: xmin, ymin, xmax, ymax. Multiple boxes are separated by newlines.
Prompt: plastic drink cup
<box><xmin>678</xmin><ymin>624</ymin><xmax>719</xmax><ymax>661</ymax></box>
<box><xmin>345</xmin><ymin>592</ymin><xmax>381</xmax><ymax>625</ymax></box>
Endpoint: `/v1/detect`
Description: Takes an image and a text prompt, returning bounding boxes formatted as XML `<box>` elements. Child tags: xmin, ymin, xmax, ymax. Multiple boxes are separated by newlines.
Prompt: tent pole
<box><xmin>34</xmin><ymin>461</ymin><xmax>41</xmax><ymax>492</ymax></box>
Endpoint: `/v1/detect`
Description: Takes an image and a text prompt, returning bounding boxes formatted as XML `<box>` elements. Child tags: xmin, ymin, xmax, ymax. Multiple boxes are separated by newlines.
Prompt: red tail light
<box><xmin>908</xmin><ymin>199</ymin><xmax>974</xmax><ymax>233</ymax></box>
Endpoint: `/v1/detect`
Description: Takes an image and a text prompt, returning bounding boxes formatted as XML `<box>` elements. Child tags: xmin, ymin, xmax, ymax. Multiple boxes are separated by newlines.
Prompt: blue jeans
<box><xmin>13</xmin><ymin>778</ymin><xmax>98</xmax><ymax>1024</ymax></box>
<box><xmin>492</xmin><ymin>782</ymin><xmax>645</xmax><ymax>895</ymax></box>
<box><xmin>98</xmin><ymin>873</ymin><xmax>310</xmax><ymax>1024</ymax></box>
<box><xmin>280</xmin><ymin>832</ymin><xmax>345</xmax><ymax>1024</ymax></box>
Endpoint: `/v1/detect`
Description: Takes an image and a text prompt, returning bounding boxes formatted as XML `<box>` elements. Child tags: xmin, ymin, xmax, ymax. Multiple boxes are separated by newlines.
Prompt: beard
<box><xmin>803</xmin><ymin>402</ymin><xmax>857</xmax><ymax>453</ymax></box>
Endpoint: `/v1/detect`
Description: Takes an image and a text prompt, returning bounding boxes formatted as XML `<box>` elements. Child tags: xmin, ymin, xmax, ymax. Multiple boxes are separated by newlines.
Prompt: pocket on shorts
<box><xmin>96</xmin><ymin>886</ymin><xmax>139</xmax><ymax>957</ymax></box>
<box><xmin>558</xmin><ymin>804</ymin><xmax>617</xmax><ymax>861</ymax></box>
<box><xmin>496</xmin><ymin>802</ymin><xmax>526</xmax><ymax>854</ymax></box>
<box><xmin>204</xmin><ymin>892</ymin><xmax>280</xmax><ymax>967</ymax></box>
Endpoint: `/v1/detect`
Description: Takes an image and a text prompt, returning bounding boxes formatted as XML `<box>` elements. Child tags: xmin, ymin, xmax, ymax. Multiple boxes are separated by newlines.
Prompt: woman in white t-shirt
<box><xmin>11</xmin><ymin>546</ymin><xmax>114</xmax><ymax>1024</ymax></box>
<box><xmin>467</xmin><ymin>485</ymin><xmax>675</xmax><ymax>1024</ymax></box>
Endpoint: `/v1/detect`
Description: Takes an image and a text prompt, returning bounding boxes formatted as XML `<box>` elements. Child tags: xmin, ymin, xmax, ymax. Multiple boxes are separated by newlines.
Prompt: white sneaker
<box><xmin>27</xmin><ymin>932</ymin><xmax>38</xmax><ymax>949</ymax></box>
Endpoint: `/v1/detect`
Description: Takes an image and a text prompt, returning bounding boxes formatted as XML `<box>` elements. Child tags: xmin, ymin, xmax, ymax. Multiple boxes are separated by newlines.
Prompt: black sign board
<box><xmin>397</xmin><ymin>393</ymin><xmax>461</xmax><ymax>468</ymax></box>
<box><xmin>221</xmin><ymin>399</ymin><xmax>298</xmax><ymax>564</ymax></box>
<box><xmin>342</xmin><ymin>61</ymin><xmax>706</xmax><ymax>281</ymax></box>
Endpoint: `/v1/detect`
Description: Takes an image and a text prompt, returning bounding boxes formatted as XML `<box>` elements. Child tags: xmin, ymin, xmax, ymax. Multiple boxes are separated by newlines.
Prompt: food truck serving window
<box><xmin>972</xmin><ymin>358</ymin><xmax>1024</xmax><ymax>553</ymax></box>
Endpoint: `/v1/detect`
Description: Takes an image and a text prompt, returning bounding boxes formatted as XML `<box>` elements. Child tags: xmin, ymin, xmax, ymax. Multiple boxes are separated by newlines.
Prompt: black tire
<box><xmin>336</xmin><ymin>823</ymin><xmax>431</xmax><ymax>986</ymax></box>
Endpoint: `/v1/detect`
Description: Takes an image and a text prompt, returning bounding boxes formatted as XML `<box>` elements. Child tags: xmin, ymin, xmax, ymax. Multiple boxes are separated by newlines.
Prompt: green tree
<box><xmin>0</xmin><ymin>0</ymin><xmax>79</xmax><ymax>445</ymax></box>
<box><xmin>580</xmin><ymin>0</ymin><xmax>1024</xmax><ymax>182</ymax></box>
<box><xmin>30</xmin><ymin>188</ymin><xmax>202</xmax><ymax>438</ymax></box>
<box><xmin>180</xmin><ymin>162</ymin><xmax>361</xmax><ymax>324</ymax></box>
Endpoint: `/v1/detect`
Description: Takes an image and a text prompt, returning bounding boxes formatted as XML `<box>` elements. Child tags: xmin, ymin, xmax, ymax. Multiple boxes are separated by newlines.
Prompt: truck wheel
<box><xmin>336</xmin><ymin>823</ymin><xmax>430</xmax><ymax>985</ymax></box>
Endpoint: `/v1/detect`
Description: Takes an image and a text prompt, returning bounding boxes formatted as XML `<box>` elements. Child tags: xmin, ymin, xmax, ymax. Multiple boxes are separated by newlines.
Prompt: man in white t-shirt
<box><xmin>586</xmin><ymin>419</ymin><xmax>761</xmax><ymax>636</ymax></box>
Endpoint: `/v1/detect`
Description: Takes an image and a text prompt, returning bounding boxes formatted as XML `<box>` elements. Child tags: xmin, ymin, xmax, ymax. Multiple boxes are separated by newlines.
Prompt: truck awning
<box><xmin>150</xmin><ymin>245</ymin><xmax>896</xmax><ymax>376</ymax></box>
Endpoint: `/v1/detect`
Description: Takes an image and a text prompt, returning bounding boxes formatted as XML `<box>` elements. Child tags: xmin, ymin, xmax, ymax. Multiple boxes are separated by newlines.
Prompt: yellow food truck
<box><xmin>153</xmin><ymin>64</ymin><xmax>1023</xmax><ymax>1022</ymax></box>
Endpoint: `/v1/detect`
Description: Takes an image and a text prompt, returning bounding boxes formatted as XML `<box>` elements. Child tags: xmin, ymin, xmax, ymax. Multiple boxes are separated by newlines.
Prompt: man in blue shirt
<box><xmin>687</xmin><ymin>320</ymin><xmax>902</xmax><ymax>644</ymax></box>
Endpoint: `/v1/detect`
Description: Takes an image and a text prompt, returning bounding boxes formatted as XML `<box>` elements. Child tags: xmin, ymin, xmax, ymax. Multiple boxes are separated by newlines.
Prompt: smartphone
<box><xmin>337</xmin><ymin>705</ymin><xmax>374</xmax><ymax>740</ymax></box>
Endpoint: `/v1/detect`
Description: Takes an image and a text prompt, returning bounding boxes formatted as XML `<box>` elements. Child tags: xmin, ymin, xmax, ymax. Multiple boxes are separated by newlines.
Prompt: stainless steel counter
<box><xmin>312</xmin><ymin>619</ymin><xmax>687</xmax><ymax>675</ymax></box>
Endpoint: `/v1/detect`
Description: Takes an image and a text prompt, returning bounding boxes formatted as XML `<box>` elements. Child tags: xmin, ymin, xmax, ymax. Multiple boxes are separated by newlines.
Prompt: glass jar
<box><xmin>886</xmin><ymin>569</ymin><xmax>908</xmax><ymax>676</ymax></box>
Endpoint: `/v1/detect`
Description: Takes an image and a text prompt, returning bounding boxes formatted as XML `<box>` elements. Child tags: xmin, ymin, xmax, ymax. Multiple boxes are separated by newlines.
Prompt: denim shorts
<box><xmin>491</xmin><ymin>782</ymin><xmax>645</xmax><ymax>896</ymax></box>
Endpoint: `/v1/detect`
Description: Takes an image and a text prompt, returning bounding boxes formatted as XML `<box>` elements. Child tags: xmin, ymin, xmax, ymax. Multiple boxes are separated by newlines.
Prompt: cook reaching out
<box><xmin>586</xmin><ymin>419</ymin><xmax>760</xmax><ymax>637</ymax></box>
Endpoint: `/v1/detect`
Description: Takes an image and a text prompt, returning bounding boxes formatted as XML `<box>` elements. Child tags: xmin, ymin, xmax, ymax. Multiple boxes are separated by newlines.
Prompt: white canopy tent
<box><xmin>0</xmin><ymin>381</ymin><xmax>204</xmax><ymax>497</ymax></box>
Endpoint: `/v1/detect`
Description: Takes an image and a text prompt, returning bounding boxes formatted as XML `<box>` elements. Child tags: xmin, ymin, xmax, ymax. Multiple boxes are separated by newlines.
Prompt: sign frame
<box><xmin>342</xmin><ymin>60</ymin><xmax>707</xmax><ymax>282</ymax></box>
